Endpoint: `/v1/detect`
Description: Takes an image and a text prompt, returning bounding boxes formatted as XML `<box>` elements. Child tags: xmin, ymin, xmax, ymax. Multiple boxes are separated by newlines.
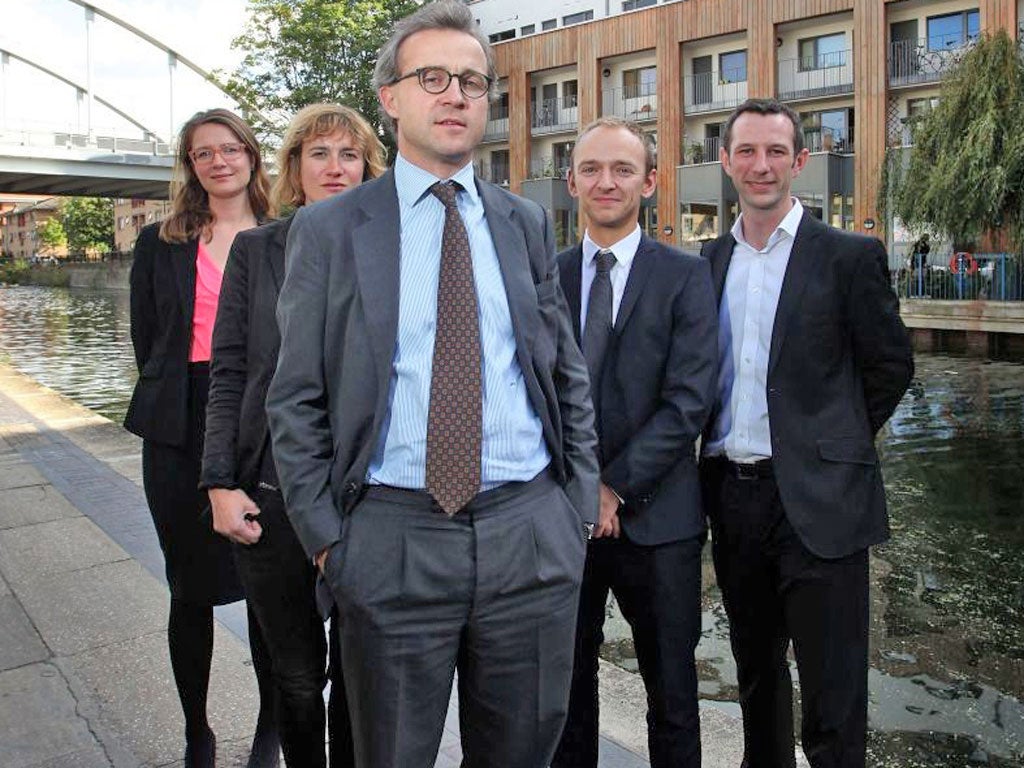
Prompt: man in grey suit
<box><xmin>265</xmin><ymin>3</ymin><xmax>599</xmax><ymax>767</ymax></box>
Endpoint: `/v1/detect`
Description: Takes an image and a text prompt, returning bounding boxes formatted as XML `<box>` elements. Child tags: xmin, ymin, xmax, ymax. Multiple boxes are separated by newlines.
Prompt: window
<box><xmin>563</xmin><ymin>11</ymin><xmax>593</xmax><ymax>26</ymax></box>
<box><xmin>801</xmin><ymin>108</ymin><xmax>854</xmax><ymax>152</ymax></box>
<box><xmin>692</xmin><ymin>55</ymin><xmax>712</xmax><ymax>104</ymax></box>
<box><xmin>622</xmin><ymin>0</ymin><xmax>656</xmax><ymax>10</ymax></box>
<box><xmin>719</xmin><ymin>50</ymin><xmax>747</xmax><ymax>83</ymax></box>
<box><xmin>563</xmin><ymin>79</ymin><xmax>578</xmax><ymax>108</ymax></box>
<box><xmin>623</xmin><ymin>66</ymin><xmax>657</xmax><ymax>98</ymax></box>
<box><xmin>542</xmin><ymin>18</ymin><xmax>557</xmax><ymax>31</ymax></box>
<box><xmin>488</xmin><ymin>29</ymin><xmax>514</xmax><ymax>43</ymax></box>
<box><xmin>927</xmin><ymin>9</ymin><xmax>980</xmax><ymax>51</ymax></box>
<box><xmin>521</xmin><ymin>24</ymin><xmax>535</xmax><ymax>36</ymax></box>
<box><xmin>907</xmin><ymin>97</ymin><xmax>939</xmax><ymax>118</ymax></box>
<box><xmin>798</xmin><ymin>32</ymin><xmax>846</xmax><ymax>71</ymax></box>
<box><xmin>490</xmin><ymin>150</ymin><xmax>510</xmax><ymax>185</ymax></box>
<box><xmin>489</xmin><ymin>92</ymin><xmax>510</xmax><ymax>121</ymax></box>
<box><xmin>553</xmin><ymin>142</ymin><xmax>575</xmax><ymax>175</ymax></box>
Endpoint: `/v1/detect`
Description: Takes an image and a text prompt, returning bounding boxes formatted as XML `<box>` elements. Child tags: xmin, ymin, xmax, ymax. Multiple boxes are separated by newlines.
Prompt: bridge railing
<box><xmin>1</xmin><ymin>127</ymin><xmax>172</xmax><ymax>156</ymax></box>
<box><xmin>892</xmin><ymin>253</ymin><xmax>1024</xmax><ymax>301</ymax></box>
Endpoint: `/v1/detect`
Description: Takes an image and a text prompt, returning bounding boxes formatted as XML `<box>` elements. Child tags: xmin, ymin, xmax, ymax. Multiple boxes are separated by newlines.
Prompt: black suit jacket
<box><xmin>123</xmin><ymin>223</ymin><xmax>198</xmax><ymax>447</ymax></box>
<box><xmin>700</xmin><ymin>212</ymin><xmax>914</xmax><ymax>558</ymax></box>
<box><xmin>559</xmin><ymin>234</ymin><xmax>718</xmax><ymax>546</ymax></box>
<box><xmin>200</xmin><ymin>216</ymin><xmax>292</xmax><ymax>491</ymax></box>
<box><xmin>266</xmin><ymin>170</ymin><xmax>600</xmax><ymax>561</ymax></box>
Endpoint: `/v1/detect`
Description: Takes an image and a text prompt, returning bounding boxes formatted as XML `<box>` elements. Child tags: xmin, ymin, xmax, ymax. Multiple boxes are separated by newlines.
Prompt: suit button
<box><xmin>344</xmin><ymin>481</ymin><xmax>358</xmax><ymax>494</ymax></box>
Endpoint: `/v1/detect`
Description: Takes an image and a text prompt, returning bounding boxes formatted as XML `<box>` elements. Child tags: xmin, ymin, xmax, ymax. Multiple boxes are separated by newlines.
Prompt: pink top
<box><xmin>189</xmin><ymin>241</ymin><xmax>223</xmax><ymax>362</ymax></box>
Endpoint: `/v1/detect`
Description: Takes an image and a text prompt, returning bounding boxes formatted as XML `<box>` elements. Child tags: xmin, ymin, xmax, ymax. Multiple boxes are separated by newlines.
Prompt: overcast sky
<box><xmin>0</xmin><ymin>0</ymin><xmax>251</xmax><ymax>142</ymax></box>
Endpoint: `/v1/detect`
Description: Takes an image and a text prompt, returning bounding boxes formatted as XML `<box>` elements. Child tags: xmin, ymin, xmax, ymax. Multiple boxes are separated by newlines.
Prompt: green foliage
<box><xmin>880</xmin><ymin>31</ymin><xmax>1024</xmax><ymax>252</ymax></box>
<box><xmin>223</xmin><ymin>0</ymin><xmax>420</xmax><ymax>153</ymax></box>
<box><xmin>60</xmin><ymin>198</ymin><xmax>114</xmax><ymax>254</ymax></box>
<box><xmin>36</xmin><ymin>217</ymin><xmax>67</xmax><ymax>255</ymax></box>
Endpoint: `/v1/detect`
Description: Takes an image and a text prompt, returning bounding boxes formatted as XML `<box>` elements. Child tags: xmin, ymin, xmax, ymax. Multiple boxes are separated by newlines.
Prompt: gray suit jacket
<box><xmin>266</xmin><ymin>169</ymin><xmax>600</xmax><ymax>560</ymax></box>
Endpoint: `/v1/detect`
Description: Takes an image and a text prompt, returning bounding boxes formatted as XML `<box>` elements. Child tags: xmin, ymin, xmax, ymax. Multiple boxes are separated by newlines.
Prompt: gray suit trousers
<box><xmin>322</xmin><ymin>472</ymin><xmax>586</xmax><ymax>768</ymax></box>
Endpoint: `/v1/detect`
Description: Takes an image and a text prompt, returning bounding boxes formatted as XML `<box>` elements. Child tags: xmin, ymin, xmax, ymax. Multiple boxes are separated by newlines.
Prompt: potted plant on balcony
<box><xmin>687</xmin><ymin>142</ymin><xmax>705</xmax><ymax>164</ymax></box>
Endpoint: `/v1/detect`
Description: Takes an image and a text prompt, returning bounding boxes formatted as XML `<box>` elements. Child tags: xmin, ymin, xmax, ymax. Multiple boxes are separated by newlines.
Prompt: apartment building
<box><xmin>0</xmin><ymin>197</ymin><xmax>62</xmax><ymax>260</ymax></box>
<box><xmin>113</xmin><ymin>198</ymin><xmax>171</xmax><ymax>253</ymax></box>
<box><xmin>473</xmin><ymin>0</ymin><xmax>1023</xmax><ymax>255</ymax></box>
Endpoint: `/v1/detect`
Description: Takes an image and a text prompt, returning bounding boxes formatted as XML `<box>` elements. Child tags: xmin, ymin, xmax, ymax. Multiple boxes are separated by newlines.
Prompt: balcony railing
<box><xmin>888</xmin><ymin>35</ymin><xmax>976</xmax><ymax>87</ymax></box>
<box><xmin>527</xmin><ymin>155</ymin><xmax>570</xmax><ymax>180</ymax></box>
<box><xmin>804</xmin><ymin>127</ymin><xmax>854</xmax><ymax>155</ymax></box>
<box><xmin>531</xmin><ymin>97</ymin><xmax>578</xmax><ymax>135</ymax></box>
<box><xmin>777</xmin><ymin>49</ymin><xmax>853</xmax><ymax>101</ymax></box>
<box><xmin>681</xmin><ymin>136</ymin><xmax>721</xmax><ymax>165</ymax></box>
<box><xmin>602</xmin><ymin>85</ymin><xmax>658</xmax><ymax>121</ymax></box>
<box><xmin>474</xmin><ymin>161</ymin><xmax>510</xmax><ymax>185</ymax></box>
<box><xmin>483</xmin><ymin>106</ymin><xmax>510</xmax><ymax>143</ymax></box>
<box><xmin>683</xmin><ymin>71</ymin><xmax>748</xmax><ymax>114</ymax></box>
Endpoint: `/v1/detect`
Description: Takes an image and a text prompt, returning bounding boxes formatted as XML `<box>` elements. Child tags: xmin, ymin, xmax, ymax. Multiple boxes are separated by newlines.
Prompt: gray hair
<box><xmin>372</xmin><ymin>0</ymin><xmax>496</xmax><ymax>138</ymax></box>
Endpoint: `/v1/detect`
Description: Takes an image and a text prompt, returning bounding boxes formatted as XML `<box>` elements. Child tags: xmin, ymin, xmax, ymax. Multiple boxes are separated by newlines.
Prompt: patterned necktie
<box><xmin>425</xmin><ymin>181</ymin><xmax>482</xmax><ymax>515</ymax></box>
<box><xmin>582</xmin><ymin>248</ymin><xmax>616</xmax><ymax>389</ymax></box>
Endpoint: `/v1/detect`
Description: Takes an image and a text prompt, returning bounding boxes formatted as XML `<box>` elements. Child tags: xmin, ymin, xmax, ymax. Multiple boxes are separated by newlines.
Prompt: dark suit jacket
<box><xmin>123</xmin><ymin>223</ymin><xmax>198</xmax><ymax>447</ymax></box>
<box><xmin>266</xmin><ymin>169</ymin><xmax>600</xmax><ymax>561</ymax></box>
<box><xmin>559</xmin><ymin>235</ymin><xmax>718</xmax><ymax>546</ymax></box>
<box><xmin>700</xmin><ymin>212</ymin><xmax>914</xmax><ymax>559</ymax></box>
<box><xmin>200</xmin><ymin>216</ymin><xmax>292</xmax><ymax>491</ymax></box>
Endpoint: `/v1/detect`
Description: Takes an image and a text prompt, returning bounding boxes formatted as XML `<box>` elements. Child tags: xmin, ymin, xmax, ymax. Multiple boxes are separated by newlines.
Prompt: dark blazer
<box><xmin>559</xmin><ymin>235</ymin><xmax>718</xmax><ymax>546</ymax></box>
<box><xmin>266</xmin><ymin>170</ymin><xmax>600</xmax><ymax>561</ymax></box>
<box><xmin>200</xmin><ymin>216</ymin><xmax>292</xmax><ymax>491</ymax></box>
<box><xmin>700</xmin><ymin>212</ymin><xmax>914</xmax><ymax>558</ymax></box>
<box><xmin>123</xmin><ymin>223</ymin><xmax>198</xmax><ymax>447</ymax></box>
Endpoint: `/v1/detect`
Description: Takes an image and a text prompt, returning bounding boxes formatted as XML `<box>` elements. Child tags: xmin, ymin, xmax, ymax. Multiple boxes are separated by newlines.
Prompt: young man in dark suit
<box><xmin>699</xmin><ymin>99</ymin><xmax>914</xmax><ymax>768</ymax></box>
<box><xmin>265</xmin><ymin>3</ymin><xmax>598</xmax><ymax>766</ymax></box>
<box><xmin>552</xmin><ymin>117</ymin><xmax>718</xmax><ymax>768</ymax></box>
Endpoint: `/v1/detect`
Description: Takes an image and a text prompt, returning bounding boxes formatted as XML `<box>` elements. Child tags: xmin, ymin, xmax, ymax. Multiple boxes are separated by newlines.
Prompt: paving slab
<box><xmin>0</xmin><ymin>483</ymin><xmax>82</xmax><ymax>530</ymax></box>
<box><xmin>0</xmin><ymin>593</ymin><xmax>49</xmax><ymax>670</ymax></box>
<box><xmin>11</xmin><ymin>558</ymin><xmax>167</xmax><ymax>657</ymax></box>
<box><xmin>0</xmin><ymin>460</ymin><xmax>47</xmax><ymax>490</ymax></box>
<box><xmin>0</xmin><ymin>516</ymin><xmax>129</xmax><ymax>582</ymax></box>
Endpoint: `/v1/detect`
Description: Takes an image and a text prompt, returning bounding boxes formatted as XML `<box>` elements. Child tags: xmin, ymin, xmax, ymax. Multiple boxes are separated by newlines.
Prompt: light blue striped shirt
<box><xmin>367</xmin><ymin>155</ymin><xmax>550</xmax><ymax>489</ymax></box>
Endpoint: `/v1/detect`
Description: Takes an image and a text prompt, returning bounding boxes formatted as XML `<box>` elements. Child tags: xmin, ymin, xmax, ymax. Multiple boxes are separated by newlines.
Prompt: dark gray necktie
<box><xmin>582</xmin><ymin>248</ymin><xmax>616</xmax><ymax>389</ymax></box>
<box><xmin>425</xmin><ymin>181</ymin><xmax>481</xmax><ymax>516</ymax></box>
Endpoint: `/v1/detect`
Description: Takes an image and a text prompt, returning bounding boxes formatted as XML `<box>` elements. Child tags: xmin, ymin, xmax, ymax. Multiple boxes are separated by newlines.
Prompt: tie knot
<box><xmin>595</xmin><ymin>249</ymin><xmax>616</xmax><ymax>274</ymax></box>
<box><xmin>430</xmin><ymin>181</ymin><xmax>462</xmax><ymax>209</ymax></box>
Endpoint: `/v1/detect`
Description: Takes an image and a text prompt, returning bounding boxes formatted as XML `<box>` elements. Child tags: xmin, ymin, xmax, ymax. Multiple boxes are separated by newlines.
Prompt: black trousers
<box><xmin>324</xmin><ymin>473</ymin><xmax>586</xmax><ymax>768</ymax></box>
<box><xmin>702</xmin><ymin>461</ymin><xmax>869</xmax><ymax>768</ymax></box>
<box><xmin>552</xmin><ymin>533</ymin><xmax>704</xmax><ymax>768</ymax></box>
<box><xmin>234</xmin><ymin>486</ymin><xmax>345</xmax><ymax>767</ymax></box>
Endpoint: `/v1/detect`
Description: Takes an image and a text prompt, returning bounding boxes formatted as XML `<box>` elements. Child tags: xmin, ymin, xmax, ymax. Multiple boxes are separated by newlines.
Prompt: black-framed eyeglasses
<box><xmin>389</xmin><ymin>67</ymin><xmax>492</xmax><ymax>99</ymax></box>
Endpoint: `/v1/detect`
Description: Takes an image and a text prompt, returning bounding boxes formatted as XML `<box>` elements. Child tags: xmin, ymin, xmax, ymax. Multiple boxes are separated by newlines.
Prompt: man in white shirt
<box><xmin>700</xmin><ymin>99</ymin><xmax>913</xmax><ymax>768</ymax></box>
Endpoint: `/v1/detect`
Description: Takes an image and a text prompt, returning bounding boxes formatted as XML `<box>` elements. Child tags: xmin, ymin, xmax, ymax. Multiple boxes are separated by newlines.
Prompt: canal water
<box><xmin>1</xmin><ymin>285</ymin><xmax>1021</xmax><ymax>767</ymax></box>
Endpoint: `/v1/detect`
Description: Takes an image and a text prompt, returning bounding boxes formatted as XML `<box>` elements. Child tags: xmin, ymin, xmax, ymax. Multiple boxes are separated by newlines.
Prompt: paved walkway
<box><xmin>0</xmin><ymin>362</ymin><xmax>750</xmax><ymax>767</ymax></box>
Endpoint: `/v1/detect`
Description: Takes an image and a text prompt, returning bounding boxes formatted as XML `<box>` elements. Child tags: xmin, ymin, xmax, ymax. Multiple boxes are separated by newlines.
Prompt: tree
<box><xmin>36</xmin><ymin>217</ymin><xmax>68</xmax><ymax>256</ymax></box>
<box><xmin>223</xmin><ymin>0</ymin><xmax>420</xmax><ymax>151</ymax></box>
<box><xmin>60</xmin><ymin>198</ymin><xmax>114</xmax><ymax>254</ymax></box>
<box><xmin>880</xmin><ymin>30</ymin><xmax>1024</xmax><ymax>252</ymax></box>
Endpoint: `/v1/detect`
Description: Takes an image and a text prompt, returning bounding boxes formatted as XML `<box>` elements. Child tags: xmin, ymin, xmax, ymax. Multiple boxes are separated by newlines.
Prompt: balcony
<box><xmin>483</xmin><ymin>107</ymin><xmax>509</xmax><ymax>143</ymax></box>
<box><xmin>531</xmin><ymin>97</ymin><xmax>579</xmax><ymax>136</ymax></box>
<box><xmin>602</xmin><ymin>85</ymin><xmax>658</xmax><ymax>122</ymax></box>
<box><xmin>683</xmin><ymin>72</ymin><xmax>748</xmax><ymax>115</ymax></box>
<box><xmin>681</xmin><ymin>136</ymin><xmax>721</xmax><ymax>166</ymax></box>
<box><xmin>475</xmin><ymin>161</ymin><xmax>510</xmax><ymax>186</ymax></box>
<box><xmin>777</xmin><ymin>50</ymin><xmax>853</xmax><ymax>101</ymax></box>
<box><xmin>888</xmin><ymin>36</ymin><xmax>975</xmax><ymax>88</ymax></box>
<box><xmin>527</xmin><ymin>155</ymin><xmax>570</xmax><ymax>180</ymax></box>
<box><xmin>804</xmin><ymin>127</ymin><xmax>854</xmax><ymax>155</ymax></box>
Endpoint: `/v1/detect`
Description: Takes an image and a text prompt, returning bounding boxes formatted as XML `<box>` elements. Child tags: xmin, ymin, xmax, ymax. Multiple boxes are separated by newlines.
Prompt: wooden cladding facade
<box><xmin>489</xmin><ymin>0</ymin><xmax>1020</xmax><ymax>241</ymax></box>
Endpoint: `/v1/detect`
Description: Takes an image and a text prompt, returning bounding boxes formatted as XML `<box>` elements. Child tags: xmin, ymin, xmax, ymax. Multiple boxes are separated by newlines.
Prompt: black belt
<box><xmin>708</xmin><ymin>456</ymin><xmax>774</xmax><ymax>481</ymax></box>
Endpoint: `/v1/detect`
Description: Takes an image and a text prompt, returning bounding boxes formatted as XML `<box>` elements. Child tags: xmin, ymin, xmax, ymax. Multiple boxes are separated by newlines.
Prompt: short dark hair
<box><xmin>722</xmin><ymin>99</ymin><xmax>804</xmax><ymax>155</ymax></box>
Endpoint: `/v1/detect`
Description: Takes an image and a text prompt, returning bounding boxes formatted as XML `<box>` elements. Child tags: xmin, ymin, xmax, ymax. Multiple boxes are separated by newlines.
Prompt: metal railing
<box><xmin>683</xmin><ymin>70</ymin><xmax>748</xmax><ymax>114</ymax></box>
<box><xmin>777</xmin><ymin>49</ymin><xmax>853</xmax><ymax>101</ymax></box>
<box><xmin>894</xmin><ymin>253</ymin><xmax>1024</xmax><ymax>301</ymax></box>
<box><xmin>804</xmin><ymin>127</ymin><xmax>854</xmax><ymax>155</ymax></box>
<box><xmin>681</xmin><ymin>136</ymin><xmax>721</xmax><ymax>165</ymax></box>
<box><xmin>1</xmin><ymin>126</ymin><xmax>171</xmax><ymax>156</ymax></box>
<box><xmin>888</xmin><ymin>35</ymin><xmax>976</xmax><ymax>87</ymax></box>
<box><xmin>483</xmin><ymin>106</ymin><xmax>510</xmax><ymax>143</ymax></box>
<box><xmin>531</xmin><ymin>97</ymin><xmax>578</xmax><ymax>135</ymax></box>
<box><xmin>474</xmin><ymin>161</ymin><xmax>510</xmax><ymax>186</ymax></box>
<box><xmin>527</xmin><ymin>155</ymin><xmax>570</xmax><ymax>180</ymax></box>
<box><xmin>602</xmin><ymin>85</ymin><xmax>658</xmax><ymax>121</ymax></box>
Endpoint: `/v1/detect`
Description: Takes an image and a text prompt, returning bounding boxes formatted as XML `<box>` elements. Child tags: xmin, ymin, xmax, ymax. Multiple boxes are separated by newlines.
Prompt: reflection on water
<box><xmin>0</xmin><ymin>286</ymin><xmax>1021</xmax><ymax>765</ymax></box>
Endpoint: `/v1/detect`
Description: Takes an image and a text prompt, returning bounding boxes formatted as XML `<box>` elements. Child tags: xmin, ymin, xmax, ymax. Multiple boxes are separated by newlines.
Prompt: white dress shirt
<box><xmin>703</xmin><ymin>199</ymin><xmax>804</xmax><ymax>462</ymax></box>
<box><xmin>579</xmin><ymin>225</ymin><xmax>642</xmax><ymax>332</ymax></box>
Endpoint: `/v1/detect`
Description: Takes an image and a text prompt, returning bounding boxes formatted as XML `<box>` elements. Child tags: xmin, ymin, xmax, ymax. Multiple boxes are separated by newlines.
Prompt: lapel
<box><xmin>173</xmin><ymin>238</ymin><xmax>199</xmax><ymax>332</ymax></box>
<box><xmin>267</xmin><ymin>216</ymin><xmax>291</xmax><ymax>293</ymax></box>
<box><xmin>351</xmin><ymin>172</ymin><xmax>401</xmax><ymax>393</ymax></box>
<box><xmin>477</xmin><ymin>180</ymin><xmax>538</xmax><ymax>366</ymax></box>
<box><xmin>613</xmin><ymin>234</ymin><xmax>655</xmax><ymax>334</ymax></box>
<box><xmin>561</xmin><ymin>245</ymin><xmax>583</xmax><ymax>342</ymax></box>
<box><xmin>708</xmin><ymin>234</ymin><xmax>735</xmax><ymax>304</ymax></box>
<box><xmin>768</xmin><ymin>212</ymin><xmax>822</xmax><ymax>374</ymax></box>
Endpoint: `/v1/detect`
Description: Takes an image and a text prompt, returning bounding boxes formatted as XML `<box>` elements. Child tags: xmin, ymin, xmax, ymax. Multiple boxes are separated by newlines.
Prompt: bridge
<box><xmin>0</xmin><ymin>0</ymin><xmax>273</xmax><ymax>199</ymax></box>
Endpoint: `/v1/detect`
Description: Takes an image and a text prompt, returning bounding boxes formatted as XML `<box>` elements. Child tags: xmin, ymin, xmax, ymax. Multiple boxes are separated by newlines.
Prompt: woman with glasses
<box><xmin>200</xmin><ymin>104</ymin><xmax>386</xmax><ymax>767</ymax></box>
<box><xmin>124</xmin><ymin>108</ymin><xmax>277</xmax><ymax>768</ymax></box>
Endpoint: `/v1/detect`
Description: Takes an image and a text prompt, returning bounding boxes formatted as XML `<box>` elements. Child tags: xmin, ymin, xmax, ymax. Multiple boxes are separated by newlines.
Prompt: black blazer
<box><xmin>700</xmin><ymin>213</ymin><xmax>914</xmax><ymax>558</ymax></box>
<box><xmin>200</xmin><ymin>216</ymin><xmax>291</xmax><ymax>491</ymax></box>
<box><xmin>123</xmin><ymin>223</ymin><xmax>198</xmax><ymax>447</ymax></box>
<box><xmin>559</xmin><ymin>234</ymin><xmax>718</xmax><ymax>546</ymax></box>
